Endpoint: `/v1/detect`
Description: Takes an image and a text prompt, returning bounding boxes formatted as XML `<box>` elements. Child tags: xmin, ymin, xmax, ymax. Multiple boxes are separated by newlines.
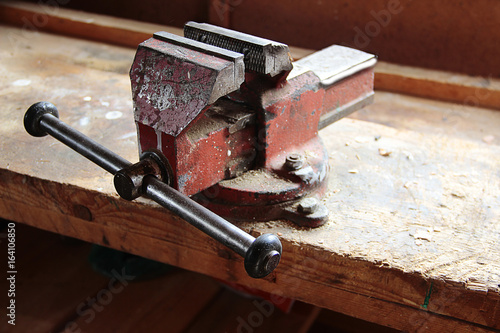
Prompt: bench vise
<box><xmin>132</xmin><ymin>22</ymin><xmax>376</xmax><ymax>227</ymax></box>
<box><xmin>24</xmin><ymin>22</ymin><xmax>375</xmax><ymax>278</ymax></box>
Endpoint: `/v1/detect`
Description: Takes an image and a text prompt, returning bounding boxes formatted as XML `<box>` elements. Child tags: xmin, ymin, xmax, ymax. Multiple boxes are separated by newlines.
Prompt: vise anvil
<box><xmin>24</xmin><ymin>22</ymin><xmax>375</xmax><ymax>278</ymax></box>
<box><xmin>132</xmin><ymin>22</ymin><xmax>376</xmax><ymax>227</ymax></box>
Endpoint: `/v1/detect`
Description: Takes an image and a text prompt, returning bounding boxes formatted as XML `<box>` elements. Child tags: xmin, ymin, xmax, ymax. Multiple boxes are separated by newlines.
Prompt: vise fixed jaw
<box><xmin>133</xmin><ymin>22</ymin><xmax>376</xmax><ymax>227</ymax></box>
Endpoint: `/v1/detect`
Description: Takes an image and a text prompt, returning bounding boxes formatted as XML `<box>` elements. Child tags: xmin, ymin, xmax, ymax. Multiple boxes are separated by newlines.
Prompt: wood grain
<box><xmin>0</xmin><ymin>24</ymin><xmax>499</xmax><ymax>332</ymax></box>
<box><xmin>62</xmin><ymin>270</ymin><xmax>222</xmax><ymax>333</ymax></box>
<box><xmin>0</xmin><ymin>225</ymin><xmax>109</xmax><ymax>333</ymax></box>
<box><xmin>227</xmin><ymin>0</ymin><xmax>500</xmax><ymax>78</ymax></box>
<box><xmin>10</xmin><ymin>0</ymin><xmax>500</xmax><ymax>77</ymax></box>
<box><xmin>2</xmin><ymin>0</ymin><xmax>499</xmax><ymax>111</ymax></box>
<box><xmin>0</xmin><ymin>0</ymin><xmax>182</xmax><ymax>48</ymax></box>
<box><xmin>184</xmin><ymin>289</ymin><xmax>320</xmax><ymax>333</ymax></box>
<box><xmin>375</xmin><ymin>62</ymin><xmax>500</xmax><ymax>111</ymax></box>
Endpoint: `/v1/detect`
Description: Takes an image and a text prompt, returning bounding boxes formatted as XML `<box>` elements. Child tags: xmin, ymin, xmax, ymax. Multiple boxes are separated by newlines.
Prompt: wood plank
<box><xmin>13</xmin><ymin>0</ymin><xmax>499</xmax><ymax>78</ymax></box>
<box><xmin>311</xmin><ymin>309</ymin><xmax>399</xmax><ymax>333</ymax></box>
<box><xmin>62</xmin><ymin>269</ymin><xmax>222</xmax><ymax>333</ymax></box>
<box><xmin>54</xmin><ymin>0</ymin><xmax>208</xmax><ymax>29</ymax></box>
<box><xmin>2</xmin><ymin>1</ymin><xmax>499</xmax><ymax>112</ymax></box>
<box><xmin>184</xmin><ymin>289</ymin><xmax>320</xmax><ymax>333</ymax></box>
<box><xmin>0</xmin><ymin>224</ymin><xmax>109</xmax><ymax>333</ymax></box>
<box><xmin>0</xmin><ymin>0</ymin><xmax>500</xmax><ymax>113</ymax></box>
<box><xmin>1</xmin><ymin>25</ymin><xmax>500</xmax><ymax>332</ymax></box>
<box><xmin>375</xmin><ymin>62</ymin><xmax>500</xmax><ymax>111</ymax></box>
<box><xmin>0</xmin><ymin>0</ymin><xmax>182</xmax><ymax>49</ymax></box>
<box><xmin>226</xmin><ymin>0</ymin><xmax>500</xmax><ymax>78</ymax></box>
<box><xmin>208</xmin><ymin>0</ymin><xmax>231</xmax><ymax>28</ymax></box>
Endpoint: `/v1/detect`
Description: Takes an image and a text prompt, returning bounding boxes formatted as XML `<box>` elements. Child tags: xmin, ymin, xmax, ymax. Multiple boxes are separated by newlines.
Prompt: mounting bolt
<box><xmin>298</xmin><ymin>197</ymin><xmax>319</xmax><ymax>214</ymax></box>
<box><xmin>285</xmin><ymin>153</ymin><xmax>304</xmax><ymax>170</ymax></box>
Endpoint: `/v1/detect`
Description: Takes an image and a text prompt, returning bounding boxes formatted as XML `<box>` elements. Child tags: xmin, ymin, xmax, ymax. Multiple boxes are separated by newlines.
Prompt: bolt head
<box><xmin>24</xmin><ymin>101</ymin><xmax>59</xmax><ymax>137</ymax></box>
<box><xmin>298</xmin><ymin>197</ymin><xmax>319</xmax><ymax>214</ymax></box>
<box><xmin>285</xmin><ymin>153</ymin><xmax>304</xmax><ymax>170</ymax></box>
<box><xmin>263</xmin><ymin>250</ymin><xmax>281</xmax><ymax>273</ymax></box>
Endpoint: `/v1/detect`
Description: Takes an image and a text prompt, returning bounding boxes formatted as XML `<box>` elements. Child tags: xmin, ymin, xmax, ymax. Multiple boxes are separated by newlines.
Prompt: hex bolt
<box><xmin>298</xmin><ymin>197</ymin><xmax>319</xmax><ymax>214</ymax></box>
<box><xmin>285</xmin><ymin>153</ymin><xmax>304</xmax><ymax>170</ymax></box>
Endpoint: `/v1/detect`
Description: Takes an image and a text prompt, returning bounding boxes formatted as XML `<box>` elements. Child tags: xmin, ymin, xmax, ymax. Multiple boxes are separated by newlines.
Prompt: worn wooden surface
<box><xmin>0</xmin><ymin>0</ymin><xmax>184</xmax><ymax>49</ymax></box>
<box><xmin>9</xmin><ymin>0</ymin><xmax>500</xmax><ymax>77</ymax></box>
<box><xmin>375</xmin><ymin>62</ymin><xmax>500</xmax><ymax>111</ymax></box>
<box><xmin>1</xmin><ymin>25</ymin><xmax>500</xmax><ymax>332</ymax></box>
<box><xmin>222</xmin><ymin>0</ymin><xmax>500</xmax><ymax>78</ymax></box>
<box><xmin>0</xmin><ymin>224</ymin><xmax>323</xmax><ymax>333</ymax></box>
<box><xmin>3</xmin><ymin>0</ymin><xmax>500</xmax><ymax>111</ymax></box>
<box><xmin>0</xmin><ymin>225</ymin><xmax>110</xmax><ymax>333</ymax></box>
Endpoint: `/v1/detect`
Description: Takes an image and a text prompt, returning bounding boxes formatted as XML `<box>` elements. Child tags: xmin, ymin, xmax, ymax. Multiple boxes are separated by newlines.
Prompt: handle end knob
<box><xmin>244</xmin><ymin>234</ymin><xmax>282</xmax><ymax>278</ymax></box>
<box><xmin>24</xmin><ymin>102</ymin><xmax>59</xmax><ymax>137</ymax></box>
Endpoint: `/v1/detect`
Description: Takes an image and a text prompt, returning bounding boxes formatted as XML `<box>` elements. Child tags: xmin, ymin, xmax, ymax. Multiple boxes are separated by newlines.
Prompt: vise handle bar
<box><xmin>24</xmin><ymin>101</ymin><xmax>281</xmax><ymax>279</ymax></box>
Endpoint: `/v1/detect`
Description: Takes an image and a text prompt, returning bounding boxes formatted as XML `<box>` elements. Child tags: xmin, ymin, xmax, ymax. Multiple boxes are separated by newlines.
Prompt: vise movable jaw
<box><xmin>131</xmin><ymin>22</ymin><xmax>376</xmax><ymax>227</ymax></box>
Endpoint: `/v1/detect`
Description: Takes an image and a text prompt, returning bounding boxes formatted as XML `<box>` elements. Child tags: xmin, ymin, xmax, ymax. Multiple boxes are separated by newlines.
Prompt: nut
<box><xmin>298</xmin><ymin>197</ymin><xmax>319</xmax><ymax>214</ymax></box>
<box><xmin>285</xmin><ymin>153</ymin><xmax>304</xmax><ymax>170</ymax></box>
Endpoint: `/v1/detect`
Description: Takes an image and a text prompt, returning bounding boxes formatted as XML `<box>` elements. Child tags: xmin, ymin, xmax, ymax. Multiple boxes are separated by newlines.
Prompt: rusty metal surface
<box><xmin>184</xmin><ymin>21</ymin><xmax>292</xmax><ymax>77</ymax></box>
<box><xmin>130</xmin><ymin>33</ymin><xmax>244</xmax><ymax>137</ymax></box>
<box><xmin>289</xmin><ymin>45</ymin><xmax>376</xmax><ymax>85</ymax></box>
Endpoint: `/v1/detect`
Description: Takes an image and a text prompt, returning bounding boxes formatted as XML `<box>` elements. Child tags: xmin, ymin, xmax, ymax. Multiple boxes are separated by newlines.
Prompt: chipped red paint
<box><xmin>321</xmin><ymin>68</ymin><xmax>374</xmax><ymax>118</ymax></box>
<box><xmin>131</xmin><ymin>37</ymin><xmax>236</xmax><ymax>137</ymax></box>
<box><xmin>260</xmin><ymin>72</ymin><xmax>325</xmax><ymax>169</ymax></box>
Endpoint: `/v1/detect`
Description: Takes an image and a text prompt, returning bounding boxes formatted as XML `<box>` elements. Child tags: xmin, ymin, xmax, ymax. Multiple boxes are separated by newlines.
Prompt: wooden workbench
<box><xmin>0</xmin><ymin>9</ymin><xmax>499</xmax><ymax>332</ymax></box>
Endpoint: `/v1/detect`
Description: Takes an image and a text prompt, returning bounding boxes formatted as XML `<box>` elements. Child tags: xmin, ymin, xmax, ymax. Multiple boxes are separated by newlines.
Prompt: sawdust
<box><xmin>221</xmin><ymin>169</ymin><xmax>294</xmax><ymax>190</ymax></box>
<box><xmin>378</xmin><ymin>148</ymin><xmax>392</xmax><ymax>157</ymax></box>
<box><xmin>482</xmin><ymin>135</ymin><xmax>495</xmax><ymax>144</ymax></box>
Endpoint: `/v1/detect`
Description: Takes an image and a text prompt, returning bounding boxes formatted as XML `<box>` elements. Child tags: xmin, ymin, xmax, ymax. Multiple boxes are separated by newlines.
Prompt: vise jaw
<box><xmin>131</xmin><ymin>22</ymin><xmax>376</xmax><ymax>227</ymax></box>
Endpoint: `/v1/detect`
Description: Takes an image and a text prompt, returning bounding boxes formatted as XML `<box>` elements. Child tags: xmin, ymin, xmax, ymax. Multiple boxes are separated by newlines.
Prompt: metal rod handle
<box><xmin>24</xmin><ymin>102</ymin><xmax>281</xmax><ymax>278</ymax></box>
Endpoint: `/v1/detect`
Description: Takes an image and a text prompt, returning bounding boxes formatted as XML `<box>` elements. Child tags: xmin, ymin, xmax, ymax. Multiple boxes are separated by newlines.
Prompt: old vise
<box><xmin>24</xmin><ymin>22</ymin><xmax>375</xmax><ymax>278</ymax></box>
<box><xmin>132</xmin><ymin>22</ymin><xmax>376</xmax><ymax>227</ymax></box>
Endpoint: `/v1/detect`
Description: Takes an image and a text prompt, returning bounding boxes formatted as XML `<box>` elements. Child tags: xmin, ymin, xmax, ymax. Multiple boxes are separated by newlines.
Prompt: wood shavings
<box><xmin>476</xmin><ymin>257</ymin><xmax>488</xmax><ymax>265</ymax></box>
<box><xmin>482</xmin><ymin>135</ymin><xmax>495</xmax><ymax>144</ymax></box>
<box><xmin>378</xmin><ymin>148</ymin><xmax>392</xmax><ymax>157</ymax></box>
<box><xmin>451</xmin><ymin>191</ymin><xmax>466</xmax><ymax>198</ymax></box>
<box><xmin>355</xmin><ymin>137</ymin><xmax>370</xmax><ymax>143</ymax></box>
<box><xmin>412</xmin><ymin>229</ymin><xmax>433</xmax><ymax>241</ymax></box>
<box><xmin>466</xmin><ymin>278</ymin><xmax>489</xmax><ymax>292</ymax></box>
<box><xmin>402</xmin><ymin>150</ymin><xmax>414</xmax><ymax>160</ymax></box>
<box><xmin>404</xmin><ymin>181</ymin><xmax>418</xmax><ymax>189</ymax></box>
